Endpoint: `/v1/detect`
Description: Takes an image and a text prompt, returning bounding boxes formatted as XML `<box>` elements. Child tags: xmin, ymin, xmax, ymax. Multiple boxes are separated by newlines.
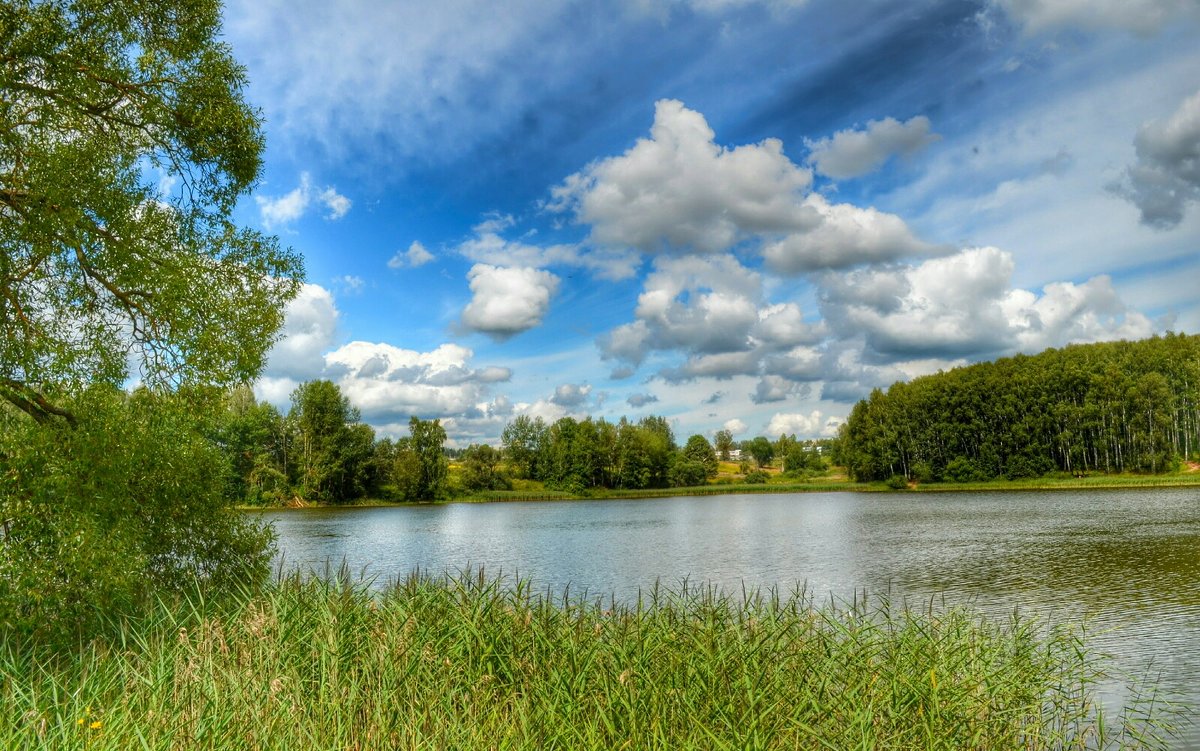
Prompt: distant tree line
<box><xmin>501</xmin><ymin>415</ymin><xmax>829</xmax><ymax>493</ymax></box>
<box><xmin>834</xmin><ymin>333</ymin><xmax>1200</xmax><ymax>483</ymax></box>
<box><xmin>215</xmin><ymin>380</ymin><xmax>448</xmax><ymax>504</ymax></box>
<box><xmin>215</xmin><ymin>380</ymin><xmax>834</xmax><ymax>503</ymax></box>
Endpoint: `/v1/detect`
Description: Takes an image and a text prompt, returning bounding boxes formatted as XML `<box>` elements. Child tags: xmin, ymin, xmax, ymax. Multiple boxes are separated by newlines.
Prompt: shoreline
<box><xmin>238</xmin><ymin>470</ymin><xmax>1200</xmax><ymax>510</ymax></box>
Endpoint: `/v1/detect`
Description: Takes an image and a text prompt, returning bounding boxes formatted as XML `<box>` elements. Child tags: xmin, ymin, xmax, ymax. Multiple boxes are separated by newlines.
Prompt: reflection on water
<box><xmin>256</xmin><ymin>488</ymin><xmax>1200</xmax><ymax>747</ymax></box>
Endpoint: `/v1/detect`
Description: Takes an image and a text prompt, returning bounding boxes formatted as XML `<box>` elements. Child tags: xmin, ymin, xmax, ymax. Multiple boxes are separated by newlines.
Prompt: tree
<box><xmin>501</xmin><ymin>415</ymin><xmax>546</xmax><ymax>479</ymax></box>
<box><xmin>0</xmin><ymin>386</ymin><xmax>275</xmax><ymax>642</ymax></box>
<box><xmin>0</xmin><ymin>0</ymin><xmax>300</xmax><ymax>641</ymax></box>
<box><xmin>714</xmin><ymin>429</ymin><xmax>735</xmax><ymax>461</ymax></box>
<box><xmin>0</xmin><ymin>0</ymin><xmax>303</xmax><ymax>421</ymax></box>
<box><xmin>682</xmin><ymin>434</ymin><xmax>718</xmax><ymax>479</ymax></box>
<box><xmin>288</xmin><ymin>380</ymin><xmax>373</xmax><ymax>502</ymax></box>
<box><xmin>748</xmin><ymin>436</ymin><xmax>775</xmax><ymax>468</ymax></box>
<box><xmin>406</xmin><ymin>416</ymin><xmax>448</xmax><ymax>501</ymax></box>
<box><xmin>460</xmin><ymin>444</ymin><xmax>511</xmax><ymax>492</ymax></box>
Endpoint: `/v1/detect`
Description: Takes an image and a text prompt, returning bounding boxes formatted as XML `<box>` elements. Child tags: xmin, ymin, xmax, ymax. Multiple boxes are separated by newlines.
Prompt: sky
<box><xmin>219</xmin><ymin>0</ymin><xmax>1200</xmax><ymax>446</ymax></box>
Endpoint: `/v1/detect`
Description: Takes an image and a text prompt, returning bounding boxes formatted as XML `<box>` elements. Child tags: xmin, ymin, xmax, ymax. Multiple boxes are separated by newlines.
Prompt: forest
<box><xmin>835</xmin><ymin>333</ymin><xmax>1200</xmax><ymax>483</ymax></box>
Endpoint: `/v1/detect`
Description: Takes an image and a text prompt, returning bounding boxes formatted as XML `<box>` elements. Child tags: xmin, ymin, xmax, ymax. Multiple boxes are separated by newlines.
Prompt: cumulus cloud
<box><xmin>765</xmin><ymin>410</ymin><xmax>838</xmax><ymax>438</ymax></box>
<box><xmin>806</xmin><ymin>116</ymin><xmax>940</xmax><ymax>179</ymax></box>
<box><xmin>763</xmin><ymin>194</ymin><xmax>944</xmax><ymax>274</ymax></box>
<box><xmin>255</xmin><ymin>172</ymin><xmax>351</xmax><ymax>229</ymax></box>
<box><xmin>818</xmin><ymin>247</ymin><xmax>1155</xmax><ymax>361</ymax></box>
<box><xmin>457</xmin><ymin>230</ymin><xmax>638</xmax><ymax>281</ymax></box>
<box><xmin>389</xmin><ymin>241</ymin><xmax>435</xmax><ymax>269</ymax></box>
<box><xmin>626</xmin><ymin>392</ymin><xmax>659</xmax><ymax>408</ymax></box>
<box><xmin>752</xmin><ymin>304</ymin><xmax>824</xmax><ymax>348</ymax></box>
<box><xmin>549</xmin><ymin>99</ymin><xmax>816</xmax><ymax>254</ymax></box>
<box><xmin>256</xmin><ymin>286</ymin><xmax>514</xmax><ymax>436</ymax></box>
<box><xmin>550</xmin><ymin>383</ymin><xmax>593</xmax><ymax>407</ymax></box>
<box><xmin>1111</xmin><ymin>89</ymin><xmax>1200</xmax><ymax>229</ymax></box>
<box><xmin>661</xmin><ymin>351</ymin><xmax>763</xmax><ymax>383</ymax></box>
<box><xmin>723</xmin><ymin>418</ymin><xmax>747</xmax><ymax>435</ymax></box>
<box><xmin>989</xmin><ymin>0</ymin><xmax>1199</xmax><ymax>35</ymax></box>
<box><xmin>325</xmin><ymin>341</ymin><xmax>511</xmax><ymax>423</ymax></box>
<box><xmin>461</xmin><ymin>265</ymin><xmax>560</xmax><ymax>338</ymax></box>
<box><xmin>262</xmin><ymin>283</ymin><xmax>339</xmax><ymax>380</ymax></box>
<box><xmin>752</xmin><ymin>375</ymin><xmax>811</xmax><ymax>404</ymax></box>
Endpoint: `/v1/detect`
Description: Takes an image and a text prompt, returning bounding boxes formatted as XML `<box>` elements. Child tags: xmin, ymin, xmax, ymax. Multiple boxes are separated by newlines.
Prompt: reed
<box><xmin>0</xmin><ymin>570</ymin><xmax>1181</xmax><ymax>750</ymax></box>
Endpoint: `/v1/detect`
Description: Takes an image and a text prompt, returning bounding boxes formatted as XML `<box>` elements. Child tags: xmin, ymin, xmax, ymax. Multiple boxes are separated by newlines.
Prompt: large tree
<box><xmin>0</xmin><ymin>0</ymin><xmax>302</xmax><ymax>421</ymax></box>
<box><xmin>0</xmin><ymin>0</ymin><xmax>301</xmax><ymax>642</ymax></box>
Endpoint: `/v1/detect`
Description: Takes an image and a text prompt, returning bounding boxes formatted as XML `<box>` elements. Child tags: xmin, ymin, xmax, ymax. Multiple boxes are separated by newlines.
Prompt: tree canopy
<box><xmin>0</xmin><ymin>0</ymin><xmax>302</xmax><ymax>421</ymax></box>
<box><xmin>836</xmin><ymin>333</ymin><xmax>1200</xmax><ymax>482</ymax></box>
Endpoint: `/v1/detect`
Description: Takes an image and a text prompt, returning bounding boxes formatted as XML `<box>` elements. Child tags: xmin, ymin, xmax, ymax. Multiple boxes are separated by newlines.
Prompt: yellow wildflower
<box><xmin>89</xmin><ymin>721</ymin><xmax>102</xmax><ymax>730</ymax></box>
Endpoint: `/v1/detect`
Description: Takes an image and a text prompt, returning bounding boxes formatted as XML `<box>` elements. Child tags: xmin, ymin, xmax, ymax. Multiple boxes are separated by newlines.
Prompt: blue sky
<box><xmin>220</xmin><ymin>0</ymin><xmax>1200</xmax><ymax>445</ymax></box>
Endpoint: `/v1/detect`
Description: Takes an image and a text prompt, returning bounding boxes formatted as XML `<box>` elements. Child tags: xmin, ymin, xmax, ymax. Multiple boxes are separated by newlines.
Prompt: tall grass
<box><xmin>0</xmin><ymin>571</ymin><xmax>1181</xmax><ymax>750</ymax></box>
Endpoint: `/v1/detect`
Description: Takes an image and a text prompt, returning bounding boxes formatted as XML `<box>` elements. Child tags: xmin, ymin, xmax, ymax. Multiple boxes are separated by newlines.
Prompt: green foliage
<box><xmin>782</xmin><ymin>442</ymin><xmax>825</xmax><ymax>476</ymax></box>
<box><xmin>1</xmin><ymin>573</ymin><xmax>1178</xmax><ymax>749</ymax></box>
<box><xmin>669</xmin><ymin>459</ymin><xmax>709</xmax><ymax>487</ymax></box>
<box><xmin>840</xmin><ymin>334</ymin><xmax>1200</xmax><ymax>482</ymax></box>
<box><xmin>287</xmin><ymin>380</ymin><xmax>375</xmax><ymax>502</ymax></box>
<box><xmin>0</xmin><ymin>0</ymin><xmax>302</xmax><ymax>416</ymax></box>
<box><xmin>743</xmin><ymin>469</ymin><xmax>770</xmax><ymax>484</ymax></box>
<box><xmin>713</xmin><ymin>428</ymin><xmax>735</xmax><ymax>460</ymax></box>
<box><xmin>747</xmin><ymin>436</ymin><xmax>775</xmax><ymax>468</ymax></box>
<box><xmin>459</xmin><ymin>444</ymin><xmax>511</xmax><ymax>492</ymax></box>
<box><xmin>500</xmin><ymin>415</ymin><xmax>546</xmax><ymax>480</ymax></box>
<box><xmin>0</xmin><ymin>387</ymin><xmax>273</xmax><ymax>644</ymax></box>
<box><xmin>681</xmin><ymin>434</ymin><xmax>718</xmax><ymax>479</ymax></box>
<box><xmin>400</xmin><ymin>416</ymin><xmax>448</xmax><ymax>501</ymax></box>
<box><xmin>885</xmin><ymin>474</ymin><xmax>909</xmax><ymax>490</ymax></box>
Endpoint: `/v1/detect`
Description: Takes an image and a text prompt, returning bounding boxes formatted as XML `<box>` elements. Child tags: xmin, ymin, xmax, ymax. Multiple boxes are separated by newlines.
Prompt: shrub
<box><xmin>0</xmin><ymin>387</ymin><xmax>274</xmax><ymax>645</ymax></box>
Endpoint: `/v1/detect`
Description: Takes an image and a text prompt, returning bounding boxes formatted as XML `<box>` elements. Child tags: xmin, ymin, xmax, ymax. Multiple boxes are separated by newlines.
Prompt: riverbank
<box><xmin>1</xmin><ymin>572</ymin><xmax>1181</xmax><ymax>750</ymax></box>
<box><xmin>239</xmin><ymin>468</ymin><xmax>1200</xmax><ymax>509</ymax></box>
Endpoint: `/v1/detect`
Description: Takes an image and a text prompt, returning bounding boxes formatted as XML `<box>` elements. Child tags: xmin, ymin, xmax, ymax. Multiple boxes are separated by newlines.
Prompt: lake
<box><xmin>256</xmin><ymin>488</ymin><xmax>1200</xmax><ymax>746</ymax></box>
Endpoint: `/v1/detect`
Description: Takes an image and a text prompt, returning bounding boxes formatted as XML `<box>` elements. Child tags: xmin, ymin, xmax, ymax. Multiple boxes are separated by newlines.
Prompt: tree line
<box><xmin>834</xmin><ymin>333</ymin><xmax>1200</xmax><ymax>483</ymax></box>
<box><xmin>214</xmin><ymin>380</ymin><xmax>833</xmax><ymax>504</ymax></box>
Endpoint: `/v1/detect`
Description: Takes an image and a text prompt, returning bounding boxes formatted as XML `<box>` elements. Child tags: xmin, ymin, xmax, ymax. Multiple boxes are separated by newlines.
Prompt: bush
<box><xmin>670</xmin><ymin>459</ymin><xmax>709</xmax><ymax>487</ymax></box>
<box><xmin>944</xmin><ymin>457</ymin><xmax>992</xmax><ymax>483</ymax></box>
<box><xmin>885</xmin><ymin>475</ymin><xmax>909</xmax><ymax>490</ymax></box>
<box><xmin>0</xmin><ymin>387</ymin><xmax>274</xmax><ymax>645</ymax></box>
<box><xmin>743</xmin><ymin>469</ymin><xmax>769</xmax><ymax>484</ymax></box>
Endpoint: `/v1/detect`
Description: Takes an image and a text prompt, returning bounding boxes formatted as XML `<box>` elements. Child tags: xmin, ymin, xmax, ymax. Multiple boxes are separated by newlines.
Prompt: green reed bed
<box><xmin>0</xmin><ymin>572</ymin><xmax>1180</xmax><ymax>750</ymax></box>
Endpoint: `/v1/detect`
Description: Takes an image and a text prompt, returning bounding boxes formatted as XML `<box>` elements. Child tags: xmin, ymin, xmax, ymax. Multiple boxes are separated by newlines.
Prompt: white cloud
<box><xmin>226</xmin><ymin>0</ymin><xmax>585</xmax><ymax>165</ymax></box>
<box><xmin>806</xmin><ymin>115</ymin><xmax>940</xmax><ymax>179</ymax></box>
<box><xmin>319</xmin><ymin>187</ymin><xmax>352</xmax><ymax>219</ymax></box>
<box><xmin>325</xmin><ymin>341</ymin><xmax>512</xmax><ymax>423</ymax></box>
<box><xmin>661</xmin><ymin>351</ymin><xmax>763</xmax><ymax>382</ymax></box>
<box><xmin>550</xmin><ymin>383</ymin><xmax>593</xmax><ymax>407</ymax></box>
<box><xmin>461</xmin><ymin>264</ymin><xmax>560</xmax><ymax>338</ymax></box>
<box><xmin>765</xmin><ymin>410</ymin><xmax>835</xmax><ymax>438</ymax></box>
<box><xmin>262</xmin><ymin>283</ymin><xmax>339</xmax><ymax>380</ymax></box>
<box><xmin>457</xmin><ymin>230</ymin><xmax>638</xmax><ymax>281</ymax></box>
<box><xmin>549</xmin><ymin>99</ymin><xmax>815</xmax><ymax>254</ymax></box>
<box><xmin>990</xmin><ymin>0</ymin><xmax>1199</xmax><ymax>35</ymax></box>
<box><xmin>389</xmin><ymin>241</ymin><xmax>435</xmax><ymax>269</ymax></box>
<box><xmin>819</xmin><ymin>247</ymin><xmax>1155</xmax><ymax>360</ymax></box>
<box><xmin>255</xmin><ymin>172</ymin><xmax>351</xmax><ymax>229</ymax></box>
<box><xmin>752</xmin><ymin>375</ymin><xmax>810</xmax><ymax>404</ymax></box>
<box><xmin>627</xmin><ymin>392</ymin><xmax>659</xmax><ymax>408</ymax></box>
<box><xmin>763</xmin><ymin>194</ymin><xmax>943</xmax><ymax>274</ymax></box>
<box><xmin>723</xmin><ymin>418</ymin><xmax>748</xmax><ymax>435</ymax></box>
<box><xmin>1111</xmin><ymin>88</ymin><xmax>1200</xmax><ymax>229</ymax></box>
<box><xmin>333</xmin><ymin>275</ymin><xmax>365</xmax><ymax>295</ymax></box>
<box><xmin>599</xmin><ymin>255</ymin><xmax>763</xmax><ymax>367</ymax></box>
